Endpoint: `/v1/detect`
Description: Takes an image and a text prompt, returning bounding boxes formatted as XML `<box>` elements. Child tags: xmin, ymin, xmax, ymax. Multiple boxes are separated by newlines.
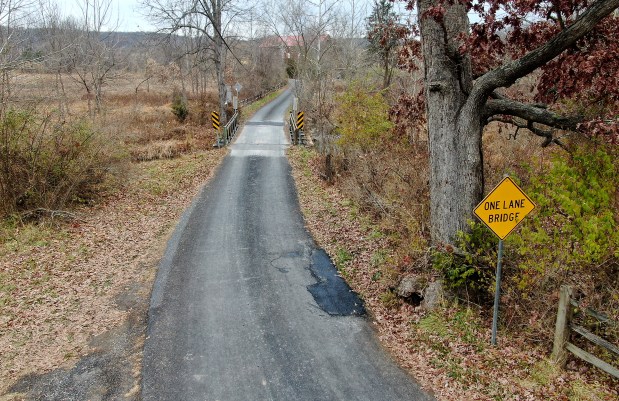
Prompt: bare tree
<box><xmin>66</xmin><ymin>0</ymin><xmax>122</xmax><ymax>118</ymax></box>
<box><xmin>0</xmin><ymin>0</ymin><xmax>36</xmax><ymax>209</ymax></box>
<box><xmin>262</xmin><ymin>0</ymin><xmax>364</xmax><ymax>179</ymax></box>
<box><xmin>143</xmin><ymin>0</ymin><xmax>251</xmax><ymax>126</ymax></box>
<box><xmin>0</xmin><ymin>0</ymin><xmax>37</xmax><ymax>107</ymax></box>
<box><xmin>38</xmin><ymin>1</ymin><xmax>80</xmax><ymax>119</ymax></box>
<box><xmin>331</xmin><ymin>0</ymin><xmax>369</xmax><ymax>80</ymax></box>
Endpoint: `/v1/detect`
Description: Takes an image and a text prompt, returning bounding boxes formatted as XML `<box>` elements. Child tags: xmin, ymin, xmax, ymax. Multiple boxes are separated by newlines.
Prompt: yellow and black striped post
<box><xmin>296</xmin><ymin>111</ymin><xmax>305</xmax><ymax>130</ymax></box>
<box><xmin>211</xmin><ymin>111</ymin><xmax>221</xmax><ymax>131</ymax></box>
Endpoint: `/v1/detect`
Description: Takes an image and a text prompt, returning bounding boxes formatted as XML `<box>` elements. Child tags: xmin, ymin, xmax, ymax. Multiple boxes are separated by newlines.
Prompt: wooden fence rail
<box><xmin>551</xmin><ymin>285</ymin><xmax>619</xmax><ymax>379</ymax></box>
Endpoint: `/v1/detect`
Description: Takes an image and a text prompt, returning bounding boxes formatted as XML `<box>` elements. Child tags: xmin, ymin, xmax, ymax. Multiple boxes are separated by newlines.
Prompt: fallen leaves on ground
<box><xmin>0</xmin><ymin>149</ymin><xmax>226</xmax><ymax>394</ymax></box>
<box><xmin>287</xmin><ymin>147</ymin><xmax>618</xmax><ymax>401</ymax></box>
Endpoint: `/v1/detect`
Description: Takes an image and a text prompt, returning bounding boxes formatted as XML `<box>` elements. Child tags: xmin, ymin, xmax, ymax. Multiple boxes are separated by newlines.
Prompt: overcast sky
<box><xmin>57</xmin><ymin>0</ymin><xmax>155</xmax><ymax>32</ymax></box>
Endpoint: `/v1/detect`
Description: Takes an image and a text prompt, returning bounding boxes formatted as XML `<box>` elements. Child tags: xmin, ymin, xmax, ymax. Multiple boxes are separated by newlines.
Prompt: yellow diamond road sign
<box><xmin>474</xmin><ymin>176</ymin><xmax>536</xmax><ymax>240</ymax></box>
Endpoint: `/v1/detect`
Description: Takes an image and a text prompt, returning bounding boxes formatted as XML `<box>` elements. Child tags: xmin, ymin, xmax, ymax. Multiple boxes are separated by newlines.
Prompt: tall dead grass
<box><xmin>0</xmin><ymin>109</ymin><xmax>121</xmax><ymax>216</ymax></box>
<box><xmin>327</xmin><ymin>141</ymin><xmax>430</xmax><ymax>290</ymax></box>
<box><xmin>0</xmin><ymin>72</ymin><xmax>227</xmax><ymax>218</ymax></box>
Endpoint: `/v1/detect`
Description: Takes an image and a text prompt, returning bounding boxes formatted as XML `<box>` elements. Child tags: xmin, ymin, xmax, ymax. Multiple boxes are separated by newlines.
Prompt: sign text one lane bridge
<box><xmin>474</xmin><ymin>176</ymin><xmax>536</xmax><ymax>240</ymax></box>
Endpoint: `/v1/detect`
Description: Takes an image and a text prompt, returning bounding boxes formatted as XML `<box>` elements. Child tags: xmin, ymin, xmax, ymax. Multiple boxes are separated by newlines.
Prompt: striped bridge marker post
<box><xmin>211</xmin><ymin>111</ymin><xmax>221</xmax><ymax>130</ymax></box>
<box><xmin>212</xmin><ymin>111</ymin><xmax>223</xmax><ymax>147</ymax></box>
<box><xmin>296</xmin><ymin>111</ymin><xmax>304</xmax><ymax>130</ymax></box>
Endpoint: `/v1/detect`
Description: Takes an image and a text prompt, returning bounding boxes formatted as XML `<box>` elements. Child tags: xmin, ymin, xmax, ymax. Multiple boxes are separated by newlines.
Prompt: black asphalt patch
<box><xmin>307</xmin><ymin>249</ymin><xmax>366</xmax><ymax>316</ymax></box>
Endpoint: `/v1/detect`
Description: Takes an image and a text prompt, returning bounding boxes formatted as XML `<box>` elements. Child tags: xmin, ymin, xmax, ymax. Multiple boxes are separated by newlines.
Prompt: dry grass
<box><xmin>482</xmin><ymin>121</ymin><xmax>549</xmax><ymax>184</ymax></box>
<box><xmin>130</xmin><ymin>140</ymin><xmax>194</xmax><ymax>162</ymax></box>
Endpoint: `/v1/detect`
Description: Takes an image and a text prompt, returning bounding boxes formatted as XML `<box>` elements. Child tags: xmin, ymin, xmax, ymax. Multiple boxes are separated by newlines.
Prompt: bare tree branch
<box><xmin>484</xmin><ymin>98</ymin><xmax>581</xmax><ymax>131</ymax></box>
<box><xmin>487</xmin><ymin>115</ymin><xmax>569</xmax><ymax>150</ymax></box>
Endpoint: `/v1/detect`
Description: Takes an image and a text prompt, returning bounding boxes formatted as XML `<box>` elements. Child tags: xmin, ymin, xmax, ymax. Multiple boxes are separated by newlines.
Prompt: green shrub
<box><xmin>0</xmin><ymin>109</ymin><xmax>118</xmax><ymax>215</ymax></box>
<box><xmin>334</xmin><ymin>82</ymin><xmax>394</xmax><ymax>151</ymax></box>
<box><xmin>379</xmin><ymin>289</ymin><xmax>400</xmax><ymax>309</ymax></box>
<box><xmin>509</xmin><ymin>144</ymin><xmax>619</xmax><ymax>291</ymax></box>
<box><xmin>433</xmin><ymin>221</ymin><xmax>497</xmax><ymax>301</ymax></box>
<box><xmin>171</xmin><ymin>90</ymin><xmax>189</xmax><ymax>122</ymax></box>
<box><xmin>335</xmin><ymin>247</ymin><xmax>353</xmax><ymax>272</ymax></box>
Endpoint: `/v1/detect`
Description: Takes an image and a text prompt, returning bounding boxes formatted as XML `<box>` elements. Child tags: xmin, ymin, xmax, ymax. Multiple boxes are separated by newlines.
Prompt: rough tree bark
<box><xmin>417</xmin><ymin>0</ymin><xmax>619</xmax><ymax>245</ymax></box>
<box><xmin>418</xmin><ymin>0</ymin><xmax>481</xmax><ymax>245</ymax></box>
<box><xmin>212</xmin><ymin>2</ymin><xmax>228</xmax><ymax>126</ymax></box>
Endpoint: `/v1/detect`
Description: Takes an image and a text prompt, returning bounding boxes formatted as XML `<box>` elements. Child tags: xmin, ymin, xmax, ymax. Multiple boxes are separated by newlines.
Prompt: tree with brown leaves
<box><xmin>400</xmin><ymin>0</ymin><xmax>619</xmax><ymax>245</ymax></box>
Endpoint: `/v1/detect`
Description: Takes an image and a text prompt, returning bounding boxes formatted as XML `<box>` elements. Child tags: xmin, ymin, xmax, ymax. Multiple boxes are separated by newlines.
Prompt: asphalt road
<box><xmin>141</xmin><ymin>88</ymin><xmax>434</xmax><ymax>401</ymax></box>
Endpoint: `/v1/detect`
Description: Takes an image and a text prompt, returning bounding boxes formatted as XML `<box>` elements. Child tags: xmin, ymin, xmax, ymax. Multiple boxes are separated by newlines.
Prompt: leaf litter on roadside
<box><xmin>287</xmin><ymin>147</ymin><xmax>619</xmax><ymax>401</ymax></box>
<box><xmin>0</xmin><ymin>150</ymin><xmax>226</xmax><ymax>394</ymax></box>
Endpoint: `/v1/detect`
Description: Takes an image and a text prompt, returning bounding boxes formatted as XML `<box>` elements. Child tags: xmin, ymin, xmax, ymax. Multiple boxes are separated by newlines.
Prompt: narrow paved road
<box><xmin>141</xmin><ymin>88</ymin><xmax>434</xmax><ymax>401</ymax></box>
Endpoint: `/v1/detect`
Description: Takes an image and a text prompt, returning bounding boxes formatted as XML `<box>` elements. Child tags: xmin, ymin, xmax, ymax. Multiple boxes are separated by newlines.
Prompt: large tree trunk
<box><xmin>213</xmin><ymin>4</ymin><xmax>228</xmax><ymax>127</ymax></box>
<box><xmin>215</xmin><ymin>39</ymin><xmax>227</xmax><ymax>126</ymax></box>
<box><xmin>418</xmin><ymin>0</ymin><xmax>483</xmax><ymax>245</ymax></box>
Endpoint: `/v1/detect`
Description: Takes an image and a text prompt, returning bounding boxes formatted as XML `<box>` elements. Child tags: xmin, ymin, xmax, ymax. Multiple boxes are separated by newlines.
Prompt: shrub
<box><xmin>331</xmin><ymin>81</ymin><xmax>430</xmax><ymax>266</ymax></box>
<box><xmin>432</xmin><ymin>221</ymin><xmax>497</xmax><ymax>302</ymax></box>
<box><xmin>0</xmin><ymin>109</ymin><xmax>118</xmax><ymax>216</ymax></box>
<box><xmin>500</xmin><ymin>142</ymin><xmax>619</xmax><ymax>343</ymax></box>
<box><xmin>510</xmin><ymin>144</ymin><xmax>619</xmax><ymax>291</ymax></box>
<box><xmin>334</xmin><ymin>82</ymin><xmax>394</xmax><ymax>151</ymax></box>
<box><xmin>171</xmin><ymin>89</ymin><xmax>189</xmax><ymax>122</ymax></box>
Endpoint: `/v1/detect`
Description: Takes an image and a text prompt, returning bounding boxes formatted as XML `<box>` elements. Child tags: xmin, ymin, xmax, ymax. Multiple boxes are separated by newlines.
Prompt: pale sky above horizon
<box><xmin>53</xmin><ymin>0</ymin><xmax>426</xmax><ymax>35</ymax></box>
<box><xmin>57</xmin><ymin>0</ymin><xmax>155</xmax><ymax>32</ymax></box>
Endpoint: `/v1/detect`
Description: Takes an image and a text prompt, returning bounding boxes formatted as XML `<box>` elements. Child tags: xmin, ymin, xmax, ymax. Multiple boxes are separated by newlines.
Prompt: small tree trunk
<box><xmin>95</xmin><ymin>79</ymin><xmax>103</xmax><ymax>116</ymax></box>
<box><xmin>419</xmin><ymin>0</ymin><xmax>483</xmax><ymax>245</ymax></box>
<box><xmin>86</xmin><ymin>87</ymin><xmax>93</xmax><ymax>118</ymax></box>
<box><xmin>215</xmin><ymin>45</ymin><xmax>228</xmax><ymax>127</ymax></box>
<box><xmin>325</xmin><ymin>153</ymin><xmax>333</xmax><ymax>183</ymax></box>
<box><xmin>383</xmin><ymin>49</ymin><xmax>391</xmax><ymax>89</ymax></box>
<box><xmin>55</xmin><ymin>71</ymin><xmax>67</xmax><ymax>120</ymax></box>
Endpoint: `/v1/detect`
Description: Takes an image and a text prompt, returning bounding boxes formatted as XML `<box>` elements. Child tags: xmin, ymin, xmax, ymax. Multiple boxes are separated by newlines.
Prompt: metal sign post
<box><xmin>233</xmin><ymin>96</ymin><xmax>238</xmax><ymax>111</ymax></box>
<box><xmin>491</xmin><ymin>239</ymin><xmax>504</xmax><ymax>345</ymax></box>
<box><xmin>225</xmin><ymin>85</ymin><xmax>232</xmax><ymax>104</ymax></box>
<box><xmin>473</xmin><ymin>175</ymin><xmax>536</xmax><ymax>346</ymax></box>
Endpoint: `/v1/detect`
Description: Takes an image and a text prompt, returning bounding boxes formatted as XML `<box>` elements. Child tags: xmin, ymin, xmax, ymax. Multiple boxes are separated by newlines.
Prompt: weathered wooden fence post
<box><xmin>551</xmin><ymin>285</ymin><xmax>573</xmax><ymax>366</ymax></box>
